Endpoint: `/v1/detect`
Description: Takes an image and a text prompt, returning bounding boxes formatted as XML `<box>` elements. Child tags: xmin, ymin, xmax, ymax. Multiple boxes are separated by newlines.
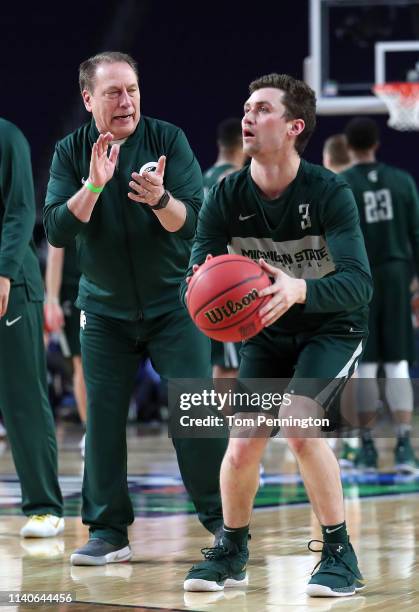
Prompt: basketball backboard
<box><xmin>305</xmin><ymin>0</ymin><xmax>419</xmax><ymax>115</ymax></box>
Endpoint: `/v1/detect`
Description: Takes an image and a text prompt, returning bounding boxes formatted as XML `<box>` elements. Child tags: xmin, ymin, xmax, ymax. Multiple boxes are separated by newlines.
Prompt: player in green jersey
<box><xmin>203</xmin><ymin>118</ymin><xmax>245</xmax><ymax>379</ymax></box>
<box><xmin>44</xmin><ymin>52</ymin><xmax>227</xmax><ymax>565</ymax></box>
<box><xmin>323</xmin><ymin>134</ymin><xmax>351</xmax><ymax>174</ymax></box>
<box><xmin>182</xmin><ymin>74</ymin><xmax>372</xmax><ymax>597</ymax></box>
<box><xmin>342</xmin><ymin>117</ymin><xmax>419</xmax><ymax>473</ymax></box>
<box><xmin>45</xmin><ymin>243</ymin><xmax>87</xmax><ymax>455</ymax></box>
<box><xmin>323</xmin><ymin>134</ymin><xmax>360</xmax><ymax>468</ymax></box>
<box><xmin>0</xmin><ymin>119</ymin><xmax>63</xmax><ymax>537</ymax></box>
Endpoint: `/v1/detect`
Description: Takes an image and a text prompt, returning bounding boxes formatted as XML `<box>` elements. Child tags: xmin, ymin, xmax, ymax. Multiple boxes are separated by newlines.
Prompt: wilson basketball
<box><xmin>187</xmin><ymin>254</ymin><xmax>271</xmax><ymax>342</ymax></box>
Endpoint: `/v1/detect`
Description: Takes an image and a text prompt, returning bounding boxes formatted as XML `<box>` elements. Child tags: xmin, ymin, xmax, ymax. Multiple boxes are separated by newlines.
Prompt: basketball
<box><xmin>187</xmin><ymin>254</ymin><xmax>271</xmax><ymax>342</ymax></box>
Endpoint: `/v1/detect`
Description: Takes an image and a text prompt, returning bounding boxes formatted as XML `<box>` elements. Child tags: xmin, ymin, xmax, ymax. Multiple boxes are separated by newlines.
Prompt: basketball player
<box><xmin>45</xmin><ymin>243</ymin><xmax>87</xmax><ymax>455</ymax></box>
<box><xmin>342</xmin><ymin>117</ymin><xmax>419</xmax><ymax>473</ymax></box>
<box><xmin>43</xmin><ymin>52</ymin><xmax>227</xmax><ymax>565</ymax></box>
<box><xmin>203</xmin><ymin>118</ymin><xmax>245</xmax><ymax>379</ymax></box>
<box><xmin>323</xmin><ymin>133</ymin><xmax>360</xmax><ymax>468</ymax></box>
<box><xmin>0</xmin><ymin>118</ymin><xmax>64</xmax><ymax>537</ymax></box>
<box><xmin>323</xmin><ymin>134</ymin><xmax>351</xmax><ymax>174</ymax></box>
<box><xmin>182</xmin><ymin>74</ymin><xmax>372</xmax><ymax>597</ymax></box>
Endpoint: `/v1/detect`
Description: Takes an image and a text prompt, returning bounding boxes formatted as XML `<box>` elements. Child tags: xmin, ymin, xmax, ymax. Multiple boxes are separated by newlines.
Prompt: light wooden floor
<box><xmin>0</xmin><ymin>424</ymin><xmax>419</xmax><ymax>611</ymax></box>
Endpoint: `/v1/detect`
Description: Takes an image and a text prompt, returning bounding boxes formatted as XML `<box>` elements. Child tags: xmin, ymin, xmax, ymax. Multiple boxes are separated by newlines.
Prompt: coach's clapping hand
<box><xmin>88</xmin><ymin>132</ymin><xmax>120</xmax><ymax>188</ymax></box>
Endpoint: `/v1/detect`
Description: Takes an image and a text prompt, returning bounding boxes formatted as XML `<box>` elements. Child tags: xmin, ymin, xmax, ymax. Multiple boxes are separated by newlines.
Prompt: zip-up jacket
<box><xmin>0</xmin><ymin>118</ymin><xmax>44</xmax><ymax>301</ymax></box>
<box><xmin>44</xmin><ymin>116</ymin><xmax>203</xmax><ymax>320</ymax></box>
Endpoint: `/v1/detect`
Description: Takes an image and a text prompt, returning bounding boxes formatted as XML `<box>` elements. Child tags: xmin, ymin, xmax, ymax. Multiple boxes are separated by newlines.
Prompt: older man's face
<box><xmin>82</xmin><ymin>61</ymin><xmax>140</xmax><ymax>140</ymax></box>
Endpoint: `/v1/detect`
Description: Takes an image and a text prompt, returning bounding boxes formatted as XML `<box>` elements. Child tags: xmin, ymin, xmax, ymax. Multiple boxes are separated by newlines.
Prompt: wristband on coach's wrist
<box><xmin>45</xmin><ymin>296</ymin><xmax>59</xmax><ymax>305</ymax></box>
<box><xmin>85</xmin><ymin>181</ymin><xmax>104</xmax><ymax>194</ymax></box>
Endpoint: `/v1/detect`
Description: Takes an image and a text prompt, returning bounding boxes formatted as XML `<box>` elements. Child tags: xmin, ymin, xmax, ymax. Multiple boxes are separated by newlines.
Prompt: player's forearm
<box><xmin>152</xmin><ymin>195</ymin><xmax>187</xmax><ymax>232</ymax></box>
<box><xmin>305</xmin><ymin>270</ymin><xmax>373</xmax><ymax>313</ymax></box>
<box><xmin>45</xmin><ymin>245</ymin><xmax>65</xmax><ymax>301</ymax></box>
<box><xmin>68</xmin><ymin>183</ymin><xmax>102</xmax><ymax>223</ymax></box>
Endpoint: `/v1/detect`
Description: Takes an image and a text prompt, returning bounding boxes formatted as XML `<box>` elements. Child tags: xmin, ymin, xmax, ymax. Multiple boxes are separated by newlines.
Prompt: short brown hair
<box><xmin>79</xmin><ymin>51</ymin><xmax>138</xmax><ymax>93</ymax></box>
<box><xmin>323</xmin><ymin>134</ymin><xmax>350</xmax><ymax>166</ymax></box>
<box><xmin>249</xmin><ymin>73</ymin><xmax>316</xmax><ymax>154</ymax></box>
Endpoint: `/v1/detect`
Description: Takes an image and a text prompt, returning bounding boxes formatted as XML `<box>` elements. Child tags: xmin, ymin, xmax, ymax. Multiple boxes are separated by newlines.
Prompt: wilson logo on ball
<box><xmin>204</xmin><ymin>289</ymin><xmax>259</xmax><ymax>325</ymax></box>
<box><xmin>187</xmin><ymin>254</ymin><xmax>271</xmax><ymax>342</ymax></box>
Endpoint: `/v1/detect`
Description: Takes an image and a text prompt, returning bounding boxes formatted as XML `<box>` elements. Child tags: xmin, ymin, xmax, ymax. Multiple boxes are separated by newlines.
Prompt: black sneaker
<box><xmin>306</xmin><ymin>539</ymin><xmax>365</xmax><ymax>597</ymax></box>
<box><xmin>184</xmin><ymin>539</ymin><xmax>249</xmax><ymax>592</ymax></box>
<box><xmin>70</xmin><ymin>538</ymin><xmax>132</xmax><ymax>566</ymax></box>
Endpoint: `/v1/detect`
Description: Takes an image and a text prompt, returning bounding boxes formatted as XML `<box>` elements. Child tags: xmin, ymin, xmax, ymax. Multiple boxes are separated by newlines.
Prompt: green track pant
<box><xmin>80</xmin><ymin>308</ymin><xmax>227</xmax><ymax>546</ymax></box>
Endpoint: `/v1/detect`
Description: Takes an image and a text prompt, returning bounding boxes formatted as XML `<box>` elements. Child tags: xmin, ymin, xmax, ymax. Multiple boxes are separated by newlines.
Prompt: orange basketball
<box><xmin>187</xmin><ymin>254</ymin><xmax>271</xmax><ymax>342</ymax></box>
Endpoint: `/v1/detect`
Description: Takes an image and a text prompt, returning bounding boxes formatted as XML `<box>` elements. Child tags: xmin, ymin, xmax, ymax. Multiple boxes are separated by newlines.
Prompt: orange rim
<box><xmin>373</xmin><ymin>82</ymin><xmax>419</xmax><ymax>96</ymax></box>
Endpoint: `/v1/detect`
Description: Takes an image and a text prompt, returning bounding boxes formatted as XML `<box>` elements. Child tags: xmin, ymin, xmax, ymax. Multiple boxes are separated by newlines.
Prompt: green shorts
<box><xmin>60</xmin><ymin>284</ymin><xmax>80</xmax><ymax>357</ymax></box>
<box><xmin>363</xmin><ymin>261</ymin><xmax>415</xmax><ymax>363</ymax></box>
<box><xmin>211</xmin><ymin>340</ymin><xmax>242</xmax><ymax>369</ymax></box>
<box><xmin>239</xmin><ymin>327</ymin><xmax>366</xmax><ymax>429</ymax></box>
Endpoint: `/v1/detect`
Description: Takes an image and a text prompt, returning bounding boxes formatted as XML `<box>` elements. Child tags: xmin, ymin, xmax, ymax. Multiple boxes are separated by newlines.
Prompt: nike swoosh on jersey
<box><xmin>5</xmin><ymin>316</ymin><xmax>22</xmax><ymax>327</ymax></box>
<box><xmin>239</xmin><ymin>214</ymin><xmax>256</xmax><ymax>221</ymax></box>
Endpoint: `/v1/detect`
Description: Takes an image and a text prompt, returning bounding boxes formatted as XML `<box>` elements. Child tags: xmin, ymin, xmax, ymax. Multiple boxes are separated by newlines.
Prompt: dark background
<box><xmin>1</xmin><ymin>0</ymin><xmax>417</xmax><ymax>221</ymax></box>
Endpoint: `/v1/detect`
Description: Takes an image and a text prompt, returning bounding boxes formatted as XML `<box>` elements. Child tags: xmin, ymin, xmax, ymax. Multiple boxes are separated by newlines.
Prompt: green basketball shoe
<box><xmin>394</xmin><ymin>438</ymin><xmax>419</xmax><ymax>474</ymax></box>
<box><xmin>306</xmin><ymin>539</ymin><xmax>365</xmax><ymax>597</ymax></box>
<box><xmin>184</xmin><ymin>539</ymin><xmax>249</xmax><ymax>592</ymax></box>
<box><xmin>338</xmin><ymin>441</ymin><xmax>358</xmax><ymax>469</ymax></box>
<box><xmin>355</xmin><ymin>440</ymin><xmax>378</xmax><ymax>472</ymax></box>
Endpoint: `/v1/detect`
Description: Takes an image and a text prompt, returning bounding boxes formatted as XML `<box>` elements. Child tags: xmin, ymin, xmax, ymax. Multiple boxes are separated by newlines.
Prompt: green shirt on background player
<box><xmin>341</xmin><ymin>116</ymin><xmax>419</xmax><ymax>474</ymax></box>
<box><xmin>341</xmin><ymin>162</ymin><xmax>419</xmax><ymax>269</ymax></box>
<box><xmin>0</xmin><ymin>118</ymin><xmax>63</xmax><ymax>537</ymax></box>
<box><xmin>43</xmin><ymin>51</ymin><xmax>226</xmax><ymax>566</ymax></box>
<box><xmin>202</xmin><ymin>117</ymin><xmax>245</xmax><ymax>377</ymax></box>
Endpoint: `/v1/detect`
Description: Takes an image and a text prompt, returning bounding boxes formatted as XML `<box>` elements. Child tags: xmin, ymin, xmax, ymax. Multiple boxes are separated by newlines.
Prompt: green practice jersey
<box><xmin>341</xmin><ymin>162</ymin><xmax>419</xmax><ymax>270</ymax></box>
<box><xmin>203</xmin><ymin>163</ymin><xmax>235</xmax><ymax>197</ymax></box>
<box><xmin>182</xmin><ymin>160</ymin><xmax>372</xmax><ymax>334</ymax></box>
<box><xmin>0</xmin><ymin>119</ymin><xmax>44</xmax><ymax>301</ymax></box>
<box><xmin>44</xmin><ymin>117</ymin><xmax>203</xmax><ymax>320</ymax></box>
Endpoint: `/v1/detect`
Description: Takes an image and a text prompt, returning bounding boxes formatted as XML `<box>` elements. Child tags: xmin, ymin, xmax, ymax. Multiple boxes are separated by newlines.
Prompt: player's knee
<box><xmin>286</xmin><ymin>437</ymin><xmax>309</xmax><ymax>455</ymax></box>
<box><xmin>225</xmin><ymin>439</ymin><xmax>262</xmax><ymax>470</ymax></box>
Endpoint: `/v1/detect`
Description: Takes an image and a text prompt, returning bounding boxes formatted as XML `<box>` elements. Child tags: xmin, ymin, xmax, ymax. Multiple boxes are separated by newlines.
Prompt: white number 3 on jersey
<box><xmin>299</xmin><ymin>203</ymin><xmax>311</xmax><ymax>230</ymax></box>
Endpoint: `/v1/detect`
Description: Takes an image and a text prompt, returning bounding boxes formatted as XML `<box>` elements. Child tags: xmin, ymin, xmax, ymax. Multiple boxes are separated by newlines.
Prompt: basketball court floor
<box><xmin>1</xmin><ymin>423</ymin><xmax>419</xmax><ymax>611</ymax></box>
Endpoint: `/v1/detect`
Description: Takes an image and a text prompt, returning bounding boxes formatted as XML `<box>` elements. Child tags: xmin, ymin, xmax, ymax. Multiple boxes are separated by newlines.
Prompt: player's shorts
<box><xmin>238</xmin><ymin>326</ymin><xmax>366</xmax><ymax>430</ymax></box>
<box><xmin>60</xmin><ymin>284</ymin><xmax>80</xmax><ymax>357</ymax></box>
<box><xmin>364</xmin><ymin>261</ymin><xmax>415</xmax><ymax>363</ymax></box>
<box><xmin>211</xmin><ymin>340</ymin><xmax>242</xmax><ymax>369</ymax></box>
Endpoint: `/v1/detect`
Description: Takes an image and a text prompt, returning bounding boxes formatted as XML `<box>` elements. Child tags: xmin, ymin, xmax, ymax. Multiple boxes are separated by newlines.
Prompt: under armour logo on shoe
<box><xmin>336</xmin><ymin>545</ymin><xmax>344</xmax><ymax>553</ymax></box>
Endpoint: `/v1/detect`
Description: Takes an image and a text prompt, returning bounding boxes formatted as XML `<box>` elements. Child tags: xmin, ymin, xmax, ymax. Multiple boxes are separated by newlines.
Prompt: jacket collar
<box><xmin>88</xmin><ymin>116</ymin><xmax>145</xmax><ymax>148</ymax></box>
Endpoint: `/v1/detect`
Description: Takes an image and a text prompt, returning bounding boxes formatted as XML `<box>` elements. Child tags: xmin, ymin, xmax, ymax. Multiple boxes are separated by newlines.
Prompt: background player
<box><xmin>323</xmin><ymin>134</ymin><xmax>351</xmax><ymax>174</ymax></box>
<box><xmin>0</xmin><ymin>118</ymin><xmax>63</xmax><ymax>537</ymax></box>
<box><xmin>44</xmin><ymin>243</ymin><xmax>87</xmax><ymax>455</ymax></box>
<box><xmin>342</xmin><ymin>117</ymin><xmax>419</xmax><ymax>473</ymax></box>
<box><xmin>182</xmin><ymin>73</ymin><xmax>372</xmax><ymax>597</ymax></box>
<box><xmin>323</xmin><ymin>133</ymin><xmax>360</xmax><ymax>469</ymax></box>
<box><xmin>203</xmin><ymin>118</ymin><xmax>245</xmax><ymax>379</ymax></box>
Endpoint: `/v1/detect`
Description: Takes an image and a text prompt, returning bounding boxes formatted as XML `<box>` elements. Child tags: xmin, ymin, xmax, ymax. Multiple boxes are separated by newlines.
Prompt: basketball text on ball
<box><xmin>204</xmin><ymin>289</ymin><xmax>259</xmax><ymax>325</ymax></box>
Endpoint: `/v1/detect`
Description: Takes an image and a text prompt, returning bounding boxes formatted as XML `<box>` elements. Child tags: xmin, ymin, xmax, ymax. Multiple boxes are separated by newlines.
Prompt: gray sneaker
<box><xmin>70</xmin><ymin>538</ymin><xmax>132</xmax><ymax>566</ymax></box>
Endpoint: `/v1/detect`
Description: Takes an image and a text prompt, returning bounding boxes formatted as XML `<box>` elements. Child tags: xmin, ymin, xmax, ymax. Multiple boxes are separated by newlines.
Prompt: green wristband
<box><xmin>85</xmin><ymin>181</ymin><xmax>104</xmax><ymax>194</ymax></box>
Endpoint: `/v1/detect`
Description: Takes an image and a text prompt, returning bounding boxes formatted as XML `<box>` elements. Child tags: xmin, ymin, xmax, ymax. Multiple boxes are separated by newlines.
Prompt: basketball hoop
<box><xmin>373</xmin><ymin>82</ymin><xmax>419</xmax><ymax>131</ymax></box>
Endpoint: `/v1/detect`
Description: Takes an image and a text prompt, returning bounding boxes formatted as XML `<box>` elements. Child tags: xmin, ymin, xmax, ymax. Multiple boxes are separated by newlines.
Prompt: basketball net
<box><xmin>373</xmin><ymin>82</ymin><xmax>419</xmax><ymax>131</ymax></box>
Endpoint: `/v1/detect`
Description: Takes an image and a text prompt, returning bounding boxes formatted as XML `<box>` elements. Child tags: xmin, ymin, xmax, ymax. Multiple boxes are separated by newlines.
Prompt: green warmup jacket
<box><xmin>0</xmin><ymin>118</ymin><xmax>44</xmax><ymax>301</ymax></box>
<box><xmin>182</xmin><ymin>160</ymin><xmax>373</xmax><ymax>334</ymax></box>
<box><xmin>44</xmin><ymin>117</ymin><xmax>203</xmax><ymax>320</ymax></box>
